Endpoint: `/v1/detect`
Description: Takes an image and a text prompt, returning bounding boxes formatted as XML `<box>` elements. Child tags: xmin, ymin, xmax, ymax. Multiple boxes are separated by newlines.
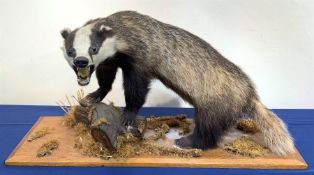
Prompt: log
<box><xmin>90</xmin><ymin>103</ymin><xmax>123</xmax><ymax>151</ymax></box>
<box><xmin>74</xmin><ymin>103</ymin><xmax>124</xmax><ymax>151</ymax></box>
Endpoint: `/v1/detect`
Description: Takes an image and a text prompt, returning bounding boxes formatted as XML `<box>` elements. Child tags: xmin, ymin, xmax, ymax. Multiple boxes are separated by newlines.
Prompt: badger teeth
<box><xmin>78</xmin><ymin>67</ymin><xmax>90</xmax><ymax>78</ymax></box>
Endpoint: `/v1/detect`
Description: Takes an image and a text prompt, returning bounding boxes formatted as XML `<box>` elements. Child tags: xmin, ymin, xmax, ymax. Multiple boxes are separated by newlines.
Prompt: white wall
<box><xmin>0</xmin><ymin>0</ymin><xmax>313</xmax><ymax>108</ymax></box>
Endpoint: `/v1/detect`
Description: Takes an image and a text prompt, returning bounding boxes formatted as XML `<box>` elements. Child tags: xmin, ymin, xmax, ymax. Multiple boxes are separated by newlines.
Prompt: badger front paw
<box><xmin>120</xmin><ymin>112</ymin><xmax>141</xmax><ymax>137</ymax></box>
<box><xmin>120</xmin><ymin>112</ymin><xmax>137</xmax><ymax>126</ymax></box>
<box><xmin>79</xmin><ymin>94</ymin><xmax>102</xmax><ymax>107</ymax></box>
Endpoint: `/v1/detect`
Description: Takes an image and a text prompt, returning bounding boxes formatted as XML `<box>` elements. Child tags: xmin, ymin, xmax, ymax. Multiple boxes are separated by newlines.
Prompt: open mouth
<box><xmin>72</xmin><ymin>65</ymin><xmax>95</xmax><ymax>86</ymax></box>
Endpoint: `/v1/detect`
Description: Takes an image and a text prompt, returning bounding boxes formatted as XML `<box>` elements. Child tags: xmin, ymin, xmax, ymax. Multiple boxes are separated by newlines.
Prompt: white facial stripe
<box><xmin>73</xmin><ymin>23</ymin><xmax>94</xmax><ymax>61</ymax></box>
<box><xmin>93</xmin><ymin>36</ymin><xmax>117</xmax><ymax>67</ymax></box>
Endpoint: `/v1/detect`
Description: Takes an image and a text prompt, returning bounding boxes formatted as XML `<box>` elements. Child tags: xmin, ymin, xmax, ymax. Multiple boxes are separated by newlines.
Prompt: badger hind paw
<box><xmin>175</xmin><ymin>135</ymin><xmax>194</xmax><ymax>149</ymax></box>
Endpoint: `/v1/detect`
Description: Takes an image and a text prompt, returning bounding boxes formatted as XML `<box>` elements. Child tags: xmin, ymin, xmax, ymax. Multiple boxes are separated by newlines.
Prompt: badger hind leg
<box><xmin>175</xmin><ymin>107</ymin><xmax>239</xmax><ymax>150</ymax></box>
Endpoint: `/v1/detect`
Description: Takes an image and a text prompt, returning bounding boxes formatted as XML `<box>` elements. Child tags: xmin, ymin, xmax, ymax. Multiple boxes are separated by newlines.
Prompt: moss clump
<box><xmin>144</xmin><ymin>115</ymin><xmax>191</xmax><ymax>140</ymax></box>
<box><xmin>140</xmin><ymin>141</ymin><xmax>202</xmax><ymax>158</ymax></box>
<box><xmin>63</xmin><ymin>106</ymin><xmax>201</xmax><ymax>159</ymax></box>
<box><xmin>27</xmin><ymin>127</ymin><xmax>54</xmax><ymax>142</ymax></box>
<box><xmin>148</xmin><ymin>123</ymin><xmax>170</xmax><ymax>140</ymax></box>
<box><xmin>115</xmin><ymin>133</ymin><xmax>202</xmax><ymax>158</ymax></box>
<box><xmin>63</xmin><ymin>107</ymin><xmax>112</xmax><ymax>159</ymax></box>
<box><xmin>146</xmin><ymin>115</ymin><xmax>190</xmax><ymax>136</ymax></box>
<box><xmin>62</xmin><ymin>106</ymin><xmax>77</xmax><ymax>127</ymax></box>
<box><xmin>137</xmin><ymin>119</ymin><xmax>147</xmax><ymax>134</ymax></box>
<box><xmin>73</xmin><ymin>123</ymin><xmax>111</xmax><ymax>159</ymax></box>
<box><xmin>224</xmin><ymin>136</ymin><xmax>269</xmax><ymax>157</ymax></box>
<box><xmin>237</xmin><ymin>119</ymin><xmax>260</xmax><ymax>133</ymax></box>
<box><xmin>70</xmin><ymin>121</ymin><xmax>201</xmax><ymax>159</ymax></box>
<box><xmin>37</xmin><ymin>140</ymin><xmax>59</xmax><ymax>157</ymax></box>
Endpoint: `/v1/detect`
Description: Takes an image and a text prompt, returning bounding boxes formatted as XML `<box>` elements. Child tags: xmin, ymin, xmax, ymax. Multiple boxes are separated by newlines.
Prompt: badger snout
<box><xmin>74</xmin><ymin>56</ymin><xmax>89</xmax><ymax>68</ymax></box>
<box><xmin>72</xmin><ymin>57</ymin><xmax>94</xmax><ymax>86</ymax></box>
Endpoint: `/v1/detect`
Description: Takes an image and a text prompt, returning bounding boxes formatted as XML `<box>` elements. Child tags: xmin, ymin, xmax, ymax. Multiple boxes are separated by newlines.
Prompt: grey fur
<box><xmin>61</xmin><ymin>11</ymin><xmax>295</xmax><ymax>155</ymax></box>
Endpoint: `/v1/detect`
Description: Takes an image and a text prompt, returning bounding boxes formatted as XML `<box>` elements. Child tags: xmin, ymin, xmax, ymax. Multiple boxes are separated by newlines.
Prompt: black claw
<box><xmin>120</xmin><ymin>112</ymin><xmax>142</xmax><ymax>137</ymax></box>
<box><xmin>120</xmin><ymin>112</ymin><xmax>137</xmax><ymax>126</ymax></box>
<box><xmin>121</xmin><ymin>119</ymin><xmax>135</xmax><ymax>128</ymax></box>
<box><xmin>127</xmin><ymin>120</ymin><xmax>135</xmax><ymax>126</ymax></box>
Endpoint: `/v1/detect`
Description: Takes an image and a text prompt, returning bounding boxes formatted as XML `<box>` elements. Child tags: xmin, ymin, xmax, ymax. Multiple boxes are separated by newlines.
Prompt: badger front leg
<box><xmin>79</xmin><ymin>62</ymin><xmax>118</xmax><ymax>106</ymax></box>
<box><xmin>121</xmin><ymin>68</ymin><xmax>150</xmax><ymax>130</ymax></box>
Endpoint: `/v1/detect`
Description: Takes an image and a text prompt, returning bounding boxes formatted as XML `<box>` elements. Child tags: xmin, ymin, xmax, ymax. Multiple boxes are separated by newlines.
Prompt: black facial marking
<box><xmin>88</xmin><ymin>23</ymin><xmax>115</xmax><ymax>58</ymax></box>
<box><xmin>67</xmin><ymin>48</ymin><xmax>76</xmax><ymax>58</ymax></box>
<box><xmin>62</xmin><ymin>29</ymin><xmax>77</xmax><ymax>58</ymax></box>
<box><xmin>89</xmin><ymin>46</ymin><xmax>98</xmax><ymax>55</ymax></box>
<box><xmin>72</xmin><ymin>65</ymin><xmax>78</xmax><ymax>74</ymax></box>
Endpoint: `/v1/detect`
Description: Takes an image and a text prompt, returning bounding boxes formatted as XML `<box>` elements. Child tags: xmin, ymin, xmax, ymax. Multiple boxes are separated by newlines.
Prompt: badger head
<box><xmin>60</xmin><ymin>23</ymin><xmax>117</xmax><ymax>86</ymax></box>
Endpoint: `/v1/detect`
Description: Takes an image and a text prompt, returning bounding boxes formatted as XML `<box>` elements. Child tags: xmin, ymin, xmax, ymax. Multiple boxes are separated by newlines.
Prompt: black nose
<box><xmin>74</xmin><ymin>57</ymin><xmax>89</xmax><ymax>68</ymax></box>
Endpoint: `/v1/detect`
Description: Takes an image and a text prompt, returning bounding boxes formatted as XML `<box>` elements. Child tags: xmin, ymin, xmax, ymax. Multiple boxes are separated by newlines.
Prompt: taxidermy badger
<box><xmin>61</xmin><ymin>11</ymin><xmax>294</xmax><ymax>155</ymax></box>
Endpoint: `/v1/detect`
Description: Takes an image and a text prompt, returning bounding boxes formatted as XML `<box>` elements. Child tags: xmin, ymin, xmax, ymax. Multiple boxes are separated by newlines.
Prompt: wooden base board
<box><xmin>5</xmin><ymin>117</ymin><xmax>308</xmax><ymax>169</ymax></box>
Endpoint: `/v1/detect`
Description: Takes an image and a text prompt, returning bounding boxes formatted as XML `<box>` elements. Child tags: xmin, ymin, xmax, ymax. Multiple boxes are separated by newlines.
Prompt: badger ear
<box><xmin>98</xmin><ymin>24</ymin><xmax>112</xmax><ymax>34</ymax></box>
<box><xmin>60</xmin><ymin>28</ymin><xmax>71</xmax><ymax>39</ymax></box>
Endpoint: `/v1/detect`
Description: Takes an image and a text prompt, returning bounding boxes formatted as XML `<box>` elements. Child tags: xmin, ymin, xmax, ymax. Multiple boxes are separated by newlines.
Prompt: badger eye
<box><xmin>67</xmin><ymin>48</ymin><xmax>76</xmax><ymax>57</ymax></box>
<box><xmin>89</xmin><ymin>46</ymin><xmax>98</xmax><ymax>55</ymax></box>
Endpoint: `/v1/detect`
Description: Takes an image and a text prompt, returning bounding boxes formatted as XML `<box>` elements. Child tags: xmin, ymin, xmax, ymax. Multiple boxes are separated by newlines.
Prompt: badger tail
<box><xmin>250</xmin><ymin>98</ymin><xmax>295</xmax><ymax>155</ymax></box>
